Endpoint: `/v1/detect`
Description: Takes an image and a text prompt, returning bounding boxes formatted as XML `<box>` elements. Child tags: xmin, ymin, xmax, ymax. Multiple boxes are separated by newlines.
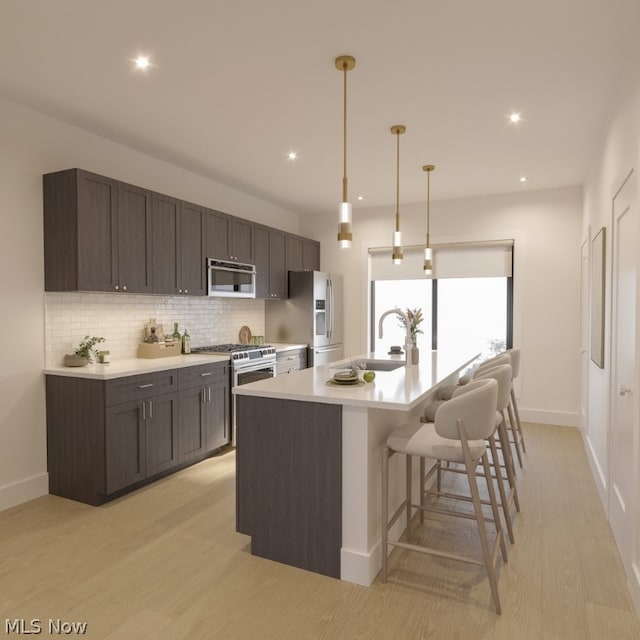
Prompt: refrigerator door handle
<box><xmin>315</xmin><ymin>345</ymin><xmax>342</xmax><ymax>353</ymax></box>
<box><xmin>329</xmin><ymin>278</ymin><xmax>334</xmax><ymax>339</ymax></box>
<box><xmin>326</xmin><ymin>278</ymin><xmax>332</xmax><ymax>339</ymax></box>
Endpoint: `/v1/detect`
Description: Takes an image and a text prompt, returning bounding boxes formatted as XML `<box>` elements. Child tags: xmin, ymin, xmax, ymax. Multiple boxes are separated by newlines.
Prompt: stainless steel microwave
<box><xmin>207</xmin><ymin>258</ymin><xmax>256</xmax><ymax>298</ymax></box>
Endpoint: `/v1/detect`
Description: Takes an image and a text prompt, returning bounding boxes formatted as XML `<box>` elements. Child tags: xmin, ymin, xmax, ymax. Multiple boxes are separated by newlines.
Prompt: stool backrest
<box><xmin>473</xmin><ymin>353</ymin><xmax>511</xmax><ymax>378</ymax></box>
<box><xmin>473</xmin><ymin>363</ymin><xmax>512</xmax><ymax>412</ymax></box>
<box><xmin>505</xmin><ymin>348</ymin><xmax>520</xmax><ymax>378</ymax></box>
<box><xmin>435</xmin><ymin>378</ymin><xmax>498</xmax><ymax>441</ymax></box>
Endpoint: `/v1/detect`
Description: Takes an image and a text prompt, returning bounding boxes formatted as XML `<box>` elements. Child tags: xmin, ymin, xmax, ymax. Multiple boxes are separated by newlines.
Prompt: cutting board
<box><xmin>239</xmin><ymin>326</ymin><xmax>252</xmax><ymax>344</ymax></box>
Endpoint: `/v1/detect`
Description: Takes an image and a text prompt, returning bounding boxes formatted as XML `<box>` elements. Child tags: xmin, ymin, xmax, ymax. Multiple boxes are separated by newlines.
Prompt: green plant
<box><xmin>74</xmin><ymin>335</ymin><xmax>105</xmax><ymax>363</ymax></box>
<box><xmin>398</xmin><ymin>307</ymin><xmax>424</xmax><ymax>343</ymax></box>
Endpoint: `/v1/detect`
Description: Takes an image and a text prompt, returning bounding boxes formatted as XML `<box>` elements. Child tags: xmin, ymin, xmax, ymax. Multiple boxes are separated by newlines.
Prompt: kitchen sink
<box><xmin>357</xmin><ymin>360</ymin><xmax>405</xmax><ymax>372</ymax></box>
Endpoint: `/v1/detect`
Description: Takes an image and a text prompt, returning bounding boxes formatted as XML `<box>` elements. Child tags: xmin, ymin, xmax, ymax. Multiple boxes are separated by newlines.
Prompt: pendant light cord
<box><xmin>395</xmin><ymin>131</ymin><xmax>400</xmax><ymax>232</ymax></box>
<box><xmin>426</xmin><ymin>169</ymin><xmax>430</xmax><ymax>246</ymax></box>
<box><xmin>342</xmin><ymin>63</ymin><xmax>348</xmax><ymax>203</ymax></box>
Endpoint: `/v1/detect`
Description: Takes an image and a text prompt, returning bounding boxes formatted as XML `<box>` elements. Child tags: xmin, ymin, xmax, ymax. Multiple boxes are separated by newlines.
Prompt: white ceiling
<box><xmin>1</xmin><ymin>0</ymin><xmax>638</xmax><ymax>215</ymax></box>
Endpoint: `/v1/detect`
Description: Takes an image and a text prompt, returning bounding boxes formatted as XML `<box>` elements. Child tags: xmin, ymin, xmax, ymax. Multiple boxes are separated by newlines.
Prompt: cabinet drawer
<box><xmin>178</xmin><ymin>362</ymin><xmax>229</xmax><ymax>389</ymax></box>
<box><xmin>105</xmin><ymin>370</ymin><xmax>177</xmax><ymax>406</ymax></box>
<box><xmin>276</xmin><ymin>348</ymin><xmax>307</xmax><ymax>375</ymax></box>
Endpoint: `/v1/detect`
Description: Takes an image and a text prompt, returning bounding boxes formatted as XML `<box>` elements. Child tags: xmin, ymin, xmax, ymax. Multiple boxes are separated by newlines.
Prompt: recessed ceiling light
<box><xmin>287</xmin><ymin>151</ymin><xmax>298</xmax><ymax>160</ymax></box>
<box><xmin>509</xmin><ymin>113</ymin><xmax>522</xmax><ymax>124</ymax></box>
<box><xmin>135</xmin><ymin>56</ymin><xmax>151</xmax><ymax>70</ymax></box>
<box><xmin>520</xmin><ymin>176</ymin><xmax>527</xmax><ymax>183</ymax></box>
<box><xmin>357</xmin><ymin>196</ymin><xmax>364</xmax><ymax>201</ymax></box>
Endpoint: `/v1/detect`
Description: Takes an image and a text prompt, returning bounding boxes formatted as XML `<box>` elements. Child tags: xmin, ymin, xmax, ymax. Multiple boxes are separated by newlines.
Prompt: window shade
<box><xmin>370</xmin><ymin>240</ymin><xmax>513</xmax><ymax>280</ymax></box>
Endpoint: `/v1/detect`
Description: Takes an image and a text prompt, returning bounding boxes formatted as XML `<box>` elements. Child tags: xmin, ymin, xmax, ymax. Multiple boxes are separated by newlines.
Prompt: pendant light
<box><xmin>423</xmin><ymin>164</ymin><xmax>435</xmax><ymax>275</ymax></box>
<box><xmin>391</xmin><ymin>125</ymin><xmax>406</xmax><ymax>264</ymax></box>
<box><xmin>335</xmin><ymin>55</ymin><xmax>356</xmax><ymax>249</ymax></box>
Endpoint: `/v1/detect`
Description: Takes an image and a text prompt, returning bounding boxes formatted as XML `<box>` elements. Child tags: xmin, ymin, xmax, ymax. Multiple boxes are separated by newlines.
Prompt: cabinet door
<box><xmin>253</xmin><ymin>225</ymin><xmax>270</xmax><ymax>298</ymax></box>
<box><xmin>303</xmin><ymin>239</ymin><xmax>320</xmax><ymax>272</ymax></box>
<box><xmin>229</xmin><ymin>217</ymin><xmax>254</xmax><ymax>263</ymax></box>
<box><xmin>151</xmin><ymin>194</ymin><xmax>180</xmax><ymax>294</ymax></box>
<box><xmin>178</xmin><ymin>385</ymin><xmax>206</xmax><ymax>463</ymax></box>
<box><xmin>146</xmin><ymin>392</ymin><xmax>179</xmax><ymax>477</ymax></box>
<box><xmin>105</xmin><ymin>400</ymin><xmax>146</xmax><ymax>494</ymax></box>
<box><xmin>205</xmin><ymin>379</ymin><xmax>230</xmax><ymax>451</ymax></box>
<box><xmin>269</xmin><ymin>229</ymin><xmax>287</xmax><ymax>299</ymax></box>
<box><xmin>286</xmin><ymin>235</ymin><xmax>304</xmax><ymax>273</ymax></box>
<box><xmin>76</xmin><ymin>170</ymin><xmax>119</xmax><ymax>292</ymax></box>
<box><xmin>118</xmin><ymin>182</ymin><xmax>153</xmax><ymax>293</ymax></box>
<box><xmin>180</xmin><ymin>202</ymin><xmax>206</xmax><ymax>295</ymax></box>
<box><xmin>203</xmin><ymin>210</ymin><xmax>229</xmax><ymax>260</ymax></box>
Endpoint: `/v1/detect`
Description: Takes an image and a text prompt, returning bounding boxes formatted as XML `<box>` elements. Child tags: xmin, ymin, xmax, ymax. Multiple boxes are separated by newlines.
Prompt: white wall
<box><xmin>0</xmin><ymin>95</ymin><xmax>301</xmax><ymax>511</ymax></box>
<box><xmin>301</xmin><ymin>185</ymin><xmax>583</xmax><ymax>425</ymax></box>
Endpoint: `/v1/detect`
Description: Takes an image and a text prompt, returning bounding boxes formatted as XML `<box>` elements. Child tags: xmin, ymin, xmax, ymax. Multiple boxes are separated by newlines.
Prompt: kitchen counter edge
<box><xmin>43</xmin><ymin>354</ymin><xmax>230</xmax><ymax>380</ymax></box>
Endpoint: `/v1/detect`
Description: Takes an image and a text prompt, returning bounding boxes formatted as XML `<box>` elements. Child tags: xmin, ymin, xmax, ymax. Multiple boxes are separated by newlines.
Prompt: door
<box><xmin>580</xmin><ymin>237</ymin><xmax>590</xmax><ymax>433</ymax></box>
<box><xmin>206</xmin><ymin>380</ymin><xmax>230</xmax><ymax>451</ymax></box>
<box><xmin>118</xmin><ymin>182</ymin><xmax>153</xmax><ymax>293</ymax></box>
<box><xmin>151</xmin><ymin>194</ymin><xmax>180</xmax><ymax>294</ymax></box>
<box><xmin>180</xmin><ymin>202</ymin><xmax>206</xmax><ymax>295</ymax></box>
<box><xmin>146</xmin><ymin>393</ymin><xmax>179</xmax><ymax>477</ymax></box>
<box><xmin>609</xmin><ymin>169</ymin><xmax>638</xmax><ymax>580</ymax></box>
<box><xmin>105</xmin><ymin>400</ymin><xmax>146</xmax><ymax>494</ymax></box>
<box><xmin>178</xmin><ymin>385</ymin><xmax>207</xmax><ymax>462</ymax></box>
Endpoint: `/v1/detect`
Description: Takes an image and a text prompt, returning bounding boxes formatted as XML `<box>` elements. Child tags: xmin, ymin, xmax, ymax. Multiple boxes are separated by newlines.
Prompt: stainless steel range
<box><xmin>191</xmin><ymin>343</ymin><xmax>277</xmax><ymax>443</ymax></box>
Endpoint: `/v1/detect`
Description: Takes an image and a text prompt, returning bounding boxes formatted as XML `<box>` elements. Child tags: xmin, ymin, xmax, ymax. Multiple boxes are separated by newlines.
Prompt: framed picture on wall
<box><xmin>590</xmin><ymin>227</ymin><xmax>606</xmax><ymax>368</ymax></box>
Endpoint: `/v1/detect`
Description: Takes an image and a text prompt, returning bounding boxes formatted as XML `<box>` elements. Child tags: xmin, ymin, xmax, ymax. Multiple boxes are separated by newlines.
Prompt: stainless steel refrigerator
<box><xmin>265</xmin><ymin>271</ymin><xmax>343</xmax><ymax>366</ymax></box>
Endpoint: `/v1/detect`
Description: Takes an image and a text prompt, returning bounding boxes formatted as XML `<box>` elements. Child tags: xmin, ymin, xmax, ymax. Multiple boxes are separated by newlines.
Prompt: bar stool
<box><xmin>426</xmin><ymin>363</ymin><xmax>518</xmax><ymax>544</ymax></box>
<box><xmin>437</xmin><ymin>353</ymin><xmax>512</xmax><ymax>401</ymax></box>
<box><xmin>381</xmin><ymin>378</ymin><xmax>506</xmax><ymax>614</ymax></box>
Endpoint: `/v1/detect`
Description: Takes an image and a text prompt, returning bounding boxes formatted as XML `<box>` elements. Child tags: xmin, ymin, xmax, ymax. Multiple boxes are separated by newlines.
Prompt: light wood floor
<box><xmin>1</xmin><ymin>423</ymin><xmax>639</xmax><ymax>639</ymax></box>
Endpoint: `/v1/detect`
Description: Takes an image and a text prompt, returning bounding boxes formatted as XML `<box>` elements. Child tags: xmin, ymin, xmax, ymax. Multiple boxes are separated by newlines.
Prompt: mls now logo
<box><xmin>5</xmin><ymin>618</ymin><xmax>88</xmax><ymax>635</ymax></box>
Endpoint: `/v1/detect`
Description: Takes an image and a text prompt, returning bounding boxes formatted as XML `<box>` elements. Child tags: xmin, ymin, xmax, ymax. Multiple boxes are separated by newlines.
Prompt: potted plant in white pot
<box><xmin>64</xmin><ymin>335</ymin><xmax>105</xmax><ymax>367</ymax></box>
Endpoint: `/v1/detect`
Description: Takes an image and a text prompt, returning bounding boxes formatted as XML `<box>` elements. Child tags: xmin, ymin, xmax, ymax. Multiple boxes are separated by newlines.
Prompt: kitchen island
<box><xmin>234</xmin><ymin>349</ymin><xmax>479</xmax><ymax>586</ymax></box>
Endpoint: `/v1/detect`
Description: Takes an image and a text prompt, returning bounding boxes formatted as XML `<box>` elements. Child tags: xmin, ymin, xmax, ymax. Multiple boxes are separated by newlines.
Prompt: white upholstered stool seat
<box><xmin>387</xmin><ymin>421</ymin><xmax>488</xmax><ymax>463</ymax></box>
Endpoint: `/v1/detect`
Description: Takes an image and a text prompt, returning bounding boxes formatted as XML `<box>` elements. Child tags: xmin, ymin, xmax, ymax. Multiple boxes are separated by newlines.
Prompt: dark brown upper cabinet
<box><xmin>254</xmin><ymin>225</ymin><xmax>286</xmax><ymax>299</ymax></box>
<box><xmin>44</xmin><ymin>169</ymin><xmax>152</xmax><ymax>293</ymax></box>
<box><xmin>286</xmin><ymin>234</ymin><xmax>320</xmax><ymax>273</ymax></box>
<box><xmin>204</xmin><ymin>209</ymin><xmax>253</xmax><ymax>264</ymax></box>
<box><xmin>151</xmin><ymin>195</ymin><xmax>206</xmax><ymax>296</ymax></box>
<box><xmin>43</xmin><ymin>168</ymin><xmax>318</xmax><ymax>297</ymax></box>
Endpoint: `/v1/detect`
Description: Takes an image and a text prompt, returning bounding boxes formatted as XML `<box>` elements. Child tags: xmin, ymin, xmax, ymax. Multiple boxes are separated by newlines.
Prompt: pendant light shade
<box><xmin>391</xmin><ymin>125</ymin><xmax>406</xmax><ymax>265</ymax></box>
<box><xmin>335</xmin><ymin>55</ymin><xmax>356</xmax><ymax>249</ymax></box>
<box><xmin>423</xmin><ymin>164</ymin><xmax>435</xmax><ymax>276</ymax></box>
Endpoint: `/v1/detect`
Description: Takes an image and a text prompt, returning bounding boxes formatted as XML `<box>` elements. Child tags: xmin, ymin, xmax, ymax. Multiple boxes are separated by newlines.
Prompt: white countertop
<box><xmin>233</xmin><ymin>350</ymin><xmax>479</xmax><ymax>411</ymax></box>
<box><xmin>43</xmin><ymin>353</ymin><xmax>230</xmax><ymax>380</ymax></box>
<box><xmin>270</xmin><ymin>342</ymin><xmax>308</xmax><ymax>352</ymax></box>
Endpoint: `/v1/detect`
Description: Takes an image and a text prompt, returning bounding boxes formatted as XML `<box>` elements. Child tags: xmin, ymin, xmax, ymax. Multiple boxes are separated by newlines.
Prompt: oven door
<box><xmin>232</xmin><ymin>361</ymin><xmax>276</xmax><ymax>444</ymax></box>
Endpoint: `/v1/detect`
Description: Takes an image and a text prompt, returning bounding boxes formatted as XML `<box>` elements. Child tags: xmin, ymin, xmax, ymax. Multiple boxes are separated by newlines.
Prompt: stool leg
<box><xmin>406</xmin><ymin>454</ymin><xmax>413</xmax><ymax>539</ymax></box>
<box><xmin>419</xmin><ymin>457</ymin><xmax>425</xmax><ymax>524</ymax></box>
<box><xmin>488</xmin><ymin>433</ymin><xmax>514</xmax><ymax>543</ymax></box>
<box><xmin>459</xmin><ymin>419</ymin><xmax>502</xmax><ymax>615</ymax></box>
<box><xmin>498</xmin><ymin>411</ymin><xmax>520</xmax><ymax>512</ymax></box>
<box><xmin>511</xmin><ymin>388</ymin><xmax>526</xmax><ymax>452</ymax></box>
<box><xmin>381</xmin><ymin>447</ymin><xmax>390</xmax><ymax>582</ymax></box>
<box><xmin>481</xmin><ymin>451</ymin><xmax>508</xmax><ymax>562</ymax></box>
<box><xmin>507</xmin><ymin>402</ymin><xmax>523</xmax><ymax>468</ymax></box>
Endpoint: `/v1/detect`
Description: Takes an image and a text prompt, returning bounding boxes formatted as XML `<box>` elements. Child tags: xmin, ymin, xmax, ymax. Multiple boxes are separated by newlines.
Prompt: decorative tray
<box><xmin>326</xmin><ymin>378</ymin><xmax>365</xmax><ymax>387</ymax></box>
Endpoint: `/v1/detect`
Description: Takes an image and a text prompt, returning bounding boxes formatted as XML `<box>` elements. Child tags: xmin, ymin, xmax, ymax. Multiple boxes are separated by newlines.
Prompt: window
<box><xmin>369</xmin><ymin>241</ymin><xmax>513</xmax><ymax>357</ymax></box>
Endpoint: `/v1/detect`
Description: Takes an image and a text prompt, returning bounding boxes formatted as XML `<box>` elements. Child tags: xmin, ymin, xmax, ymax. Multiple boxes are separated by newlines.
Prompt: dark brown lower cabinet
<box><xmin>47</xmin><ymin>362</ymin><xmax>229</xmax><ymax>506</ymax></box>
<box><xmin>105</xmin><ymin>392</ymin><xmax>179</xmax><ymax>494</ymax></box>
<box><xmin>236</xmin><ymin>395</ymin><xmax>342</xmax><ymax>578</ymax></box>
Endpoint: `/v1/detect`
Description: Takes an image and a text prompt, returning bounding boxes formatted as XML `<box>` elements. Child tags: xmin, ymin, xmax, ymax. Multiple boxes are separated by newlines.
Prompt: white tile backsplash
<box><xmin>45</xmin><ymin>292</ymin><xmax>265</xmax><ymax>366</ymax></box>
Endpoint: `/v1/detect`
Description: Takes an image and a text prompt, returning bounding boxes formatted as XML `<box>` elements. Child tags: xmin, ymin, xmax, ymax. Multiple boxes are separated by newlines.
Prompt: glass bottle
<box><xmin>182</xmin><ymin>329</ymin><xmax>191</xmax><ymax>354</ymax></box>
<box><xmin>172</xmin><ymin>322</ymin><xmax>181</xmax><ymax>341</ymax></box>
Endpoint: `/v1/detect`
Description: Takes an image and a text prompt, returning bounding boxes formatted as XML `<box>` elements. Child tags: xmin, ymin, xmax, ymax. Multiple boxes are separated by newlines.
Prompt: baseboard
<box><xmin>0</xmin><ymin>473</ymin><xmax>49</xmax><ymax>512</ymax></box>
<box><xmin>583</xmin><ymin>433</ymin><xmax>608</xmax><ymax>509</ymax></box>
<box><xmin>519</xmin><ymin>407</ymin><xmax>579</xmax><ymax>427</ymax></box>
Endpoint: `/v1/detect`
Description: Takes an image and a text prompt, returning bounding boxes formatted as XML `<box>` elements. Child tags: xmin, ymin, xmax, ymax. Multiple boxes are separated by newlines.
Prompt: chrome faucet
<box><xmin>378</xmin><ymin>308</ymin><xmax>414</xmax><ymax>367</ymax></box>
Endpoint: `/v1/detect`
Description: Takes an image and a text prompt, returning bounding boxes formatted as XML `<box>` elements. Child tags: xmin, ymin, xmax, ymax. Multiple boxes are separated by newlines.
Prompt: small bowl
<box><xmin>334</xmin><ymin>370</ymin><xmax>359</xmax><ymax>382</ymax></box>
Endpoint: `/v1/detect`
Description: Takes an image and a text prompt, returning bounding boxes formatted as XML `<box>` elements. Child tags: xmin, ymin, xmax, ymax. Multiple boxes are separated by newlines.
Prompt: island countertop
<box><xmin>233</xmin><ymin>349</ymin><xmax>479</xmax><ymax>411</ymax></box>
